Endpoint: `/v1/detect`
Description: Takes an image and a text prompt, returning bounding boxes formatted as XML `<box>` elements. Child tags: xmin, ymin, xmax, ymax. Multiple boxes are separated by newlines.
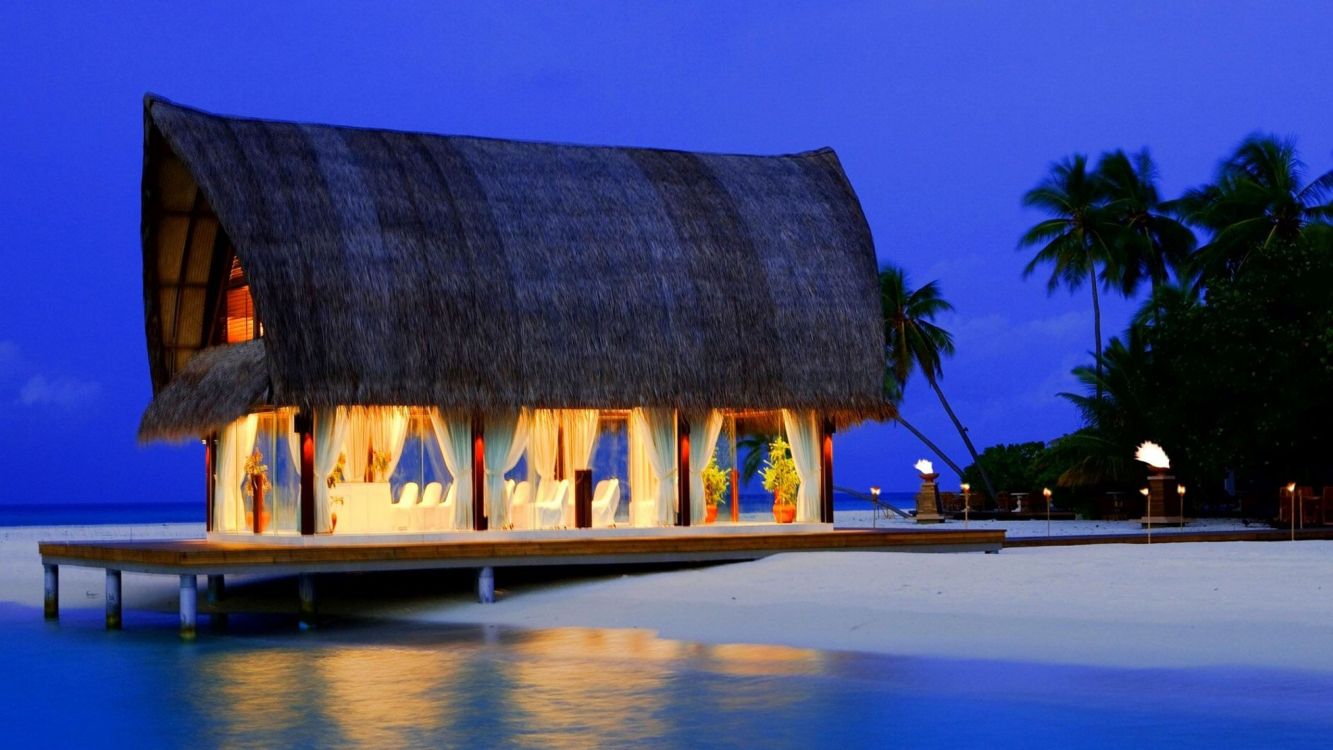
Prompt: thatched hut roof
<box><xmin>139</xmin><ymin>95</ymin><xmax>890</xmax><ymax>441</ymax></box>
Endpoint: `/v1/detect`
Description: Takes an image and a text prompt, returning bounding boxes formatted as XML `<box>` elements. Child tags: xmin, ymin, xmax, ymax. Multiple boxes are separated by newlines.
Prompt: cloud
<box><xmin>17</xmin><ymin>374</ymin><xmax>102</xmax><ymax>409</ymax></box>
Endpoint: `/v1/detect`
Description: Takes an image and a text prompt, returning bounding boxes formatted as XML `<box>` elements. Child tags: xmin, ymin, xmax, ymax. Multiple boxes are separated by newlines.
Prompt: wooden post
<box><xmin>105</xmin><ymin>570</ymin><xmax>122</xmax><ymax>630</ymax></box>
<box><xmin>204</xmin><ymin>435</ymin><xmax>215</xmax><ymax>532</ymax></box>
<box><xmin>296</xmin><ymin>411</ymin><xmax>316</xmax><ymax>535</ymax></box>
<box><xmin>574</xmin><ymin>469</ymin><xmax>593</xmax><ymax>528</ymax></box>
<box><xmin>820</xmin><ymin>418</ymin><xmax>835</xmax><ymax>524</ymax></box>
<box><xmin>179</xmin><ymin>574</ymin><xmax>198</xmax><ymax>641</ymax></box>
<box><xmin>472</xmin><ymin>416</ymin><xmax>487</xmax><ymax>531</ymax></box>
<box><xmin>729</xmin><ymin>415</ymin><xmax>739</xmax><ymax>523</ymax></box>
<box><xmin>43</xmin><ymin>564</ymin><xmax>58</xmax><ymax>620</ymax></box>
<box><xmin>298</xmin><ymin>574</ymin><xmax>316</xmax><ymax>629</ymax></box>
<box><xmin>677</xmin><ymin>414</ymin><xmax>691</xmax><ymax>527</ymax></box>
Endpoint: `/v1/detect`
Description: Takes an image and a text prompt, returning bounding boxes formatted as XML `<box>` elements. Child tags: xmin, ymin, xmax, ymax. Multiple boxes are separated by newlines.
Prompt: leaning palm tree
<box><xmin>1096</xmin><ymin>148</ymin><xmax>1197</xmax><ymax>304</ymax></box>
<box><xmin>880</xmin><ymin>264</ymin><xmax>997</xmax><ymax>501</ymax></box>
<box><xmin>1172</xmin><ymin>134</ymin><xmax>1333</xmax><ymax>283</ymax></box>
<box><xmin>1019</xmin><ymin>154</ymin><xmax>1121</xmax><ymax>397</ymax></box>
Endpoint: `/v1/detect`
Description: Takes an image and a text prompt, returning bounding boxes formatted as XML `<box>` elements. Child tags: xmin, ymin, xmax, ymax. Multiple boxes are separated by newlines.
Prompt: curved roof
<box><xmin>140</xmin><ymin>95</ymin><xmax>890</xmax><ymax>438</ymax></box>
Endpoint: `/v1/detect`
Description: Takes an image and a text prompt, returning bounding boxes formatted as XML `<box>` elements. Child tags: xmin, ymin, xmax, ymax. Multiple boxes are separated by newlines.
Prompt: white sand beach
<box><xmin>7</xmin><ymin>522</ymin><xmax>1332</xmax><ymax>673</ymax></box>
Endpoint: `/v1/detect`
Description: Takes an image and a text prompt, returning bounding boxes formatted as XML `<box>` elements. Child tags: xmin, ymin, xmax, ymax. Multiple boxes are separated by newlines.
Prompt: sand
<box><xmin>6</xmin><ymin>522</ymin><xmax>1331</xmax><ymax>672</ymax></box>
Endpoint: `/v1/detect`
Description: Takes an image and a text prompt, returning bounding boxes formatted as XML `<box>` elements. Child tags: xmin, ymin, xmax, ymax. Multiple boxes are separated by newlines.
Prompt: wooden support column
<box><xmin>677</xmin><ymin>414</ymin><xmax>691</xmax><ymax>527</ymax></box>
<box><xmin>472</xmin><ymin>416</ymin><xmax>487</xmax><ymax>531</ymax></box>
<box><xmin>179</xmin><ymin>574</ymin><xmax>198</xmax><ymax>641</ymax></box>
<box><xmin>43</xmin><ymin>564</ymin><xmax>58</xmax><ymax>620</ymax></box>
<box><xmin>204</xmin><ymin>435</ymin><xmax>216</xmax><ymax>533</ymax></box>
<box><xmin>206</xmin><ymin>574</ymin><xmax>226</xmax><ymax>604</ymax></box>
<box><xmin>729</xmin><ymin>415</ymin><xmax>739</xmax><ymax>523</ymax></box>
<box><xmin>105</xmin><ymin>570</ymin><xmax>122</xmax><ymax>630</ymax></box>
<box><xmin>820</xmin><ymin>418</ymin><xmax>835</xmax><ymax>524</ymax></box>
<box><xmin>574</xmin><ymin>469</ymin><xmax>593</xmax><ymax>528</ymax></box>
<box><xmin>296</xmin><ymin>411</ymin><xmax>316</xmax><ymax>535</ymax></box>
<box><xmin>298</xmin><ymin>574</ymin><xmax>316</xmax><ymax>629</ymax></box>
<box><xmin>477</xmin><ymin>567</ymin><xmax>496</xmax><ymax>604</ymax></box>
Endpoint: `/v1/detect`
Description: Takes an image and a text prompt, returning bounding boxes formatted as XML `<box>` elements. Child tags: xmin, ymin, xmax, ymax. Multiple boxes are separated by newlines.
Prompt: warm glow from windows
<box><xmin>225</xmin><ymin>256</ymin><xmax>258</xmax><ymax>343</ymax></box>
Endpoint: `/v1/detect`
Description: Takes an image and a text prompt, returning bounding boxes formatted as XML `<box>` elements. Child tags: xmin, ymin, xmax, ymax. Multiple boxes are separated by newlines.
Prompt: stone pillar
<box><xmin>105</xmin><ymin>570</ymin><xmax>122</xmax><ymax>630</ymax></box>
<box><xmin>914</xmin><ymin>472</ymin><xmax>944</xmax><ymax>523</ymax></box>
<box><xmin>1141</xmin><ymin>472</ymin><xmax>1182</xmax><ymax>526</ymax></box>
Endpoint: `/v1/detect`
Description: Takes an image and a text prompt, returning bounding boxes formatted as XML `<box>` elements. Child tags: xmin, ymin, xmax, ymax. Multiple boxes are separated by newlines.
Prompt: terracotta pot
<box><xmin>705</xmin><ymin>504</ymin><xmax>718</xmax><ymax>524</ymax></box>
<box><xmin>330</xmin><ymin>512</ymin><xmax>338</xmax><ymax>532</ymax></box>
<box><xmin>773</xmin><ymin>503</ymin><xmax>796</xmax><ymax>524</ymax></box>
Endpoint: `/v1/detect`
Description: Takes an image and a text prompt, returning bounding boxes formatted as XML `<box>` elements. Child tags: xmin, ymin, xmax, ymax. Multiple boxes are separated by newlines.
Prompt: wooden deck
<box><xmin>40</xmin><ymin>527</ymin><xmax>1004</xmax><ymax>576</ymax></box>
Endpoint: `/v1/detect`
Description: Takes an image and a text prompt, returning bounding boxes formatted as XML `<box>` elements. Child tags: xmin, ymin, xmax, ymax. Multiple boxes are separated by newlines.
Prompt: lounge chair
<box><xmin>592</xmin><ymin>478</ymin><xmax>621</xmax><ymax>527</ymax></box>
<box><xmin>391</xmin><ymin>482</ymin><xmax>421</xmax><ymax>531</ymax></box>
<box><xmin>534</xmin><ymin>479</ymin><xmax>570</xmax><ymax>529</ymax></box>
<box><xmin>508</xmin><ymin>480</ymin><xmax>533</xmax><ymax>529</ymax></box>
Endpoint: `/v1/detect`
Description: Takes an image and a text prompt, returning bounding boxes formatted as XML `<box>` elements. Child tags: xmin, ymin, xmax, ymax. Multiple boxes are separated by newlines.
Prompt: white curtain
<box><xmin>314</xmin><ymin>407</ymin><xmax>349</xmax><ymax>533</ymax></box>
<box><xmin>782</xmin><ymin>409</ymin><xmax>822</xmax><ymax>523</ymax></box>
<box><xmin>484</xmin><ymin>410</ymin><xmax>529</xmax><ymax>529</ymax></box>
<box><xmin>561</xmin><ymin>409</ymin><xmax>601</xmax><ymax>478</ymax></box>
<box><xmin>631</xmin><ymin>407</ymin><xmax>677</xmax><ymax>526</ymax></box>
<box><xmin>628</xmin><ymin>410</ymin><xmax>657</xmax><ymax>527</ymax></box>
<box><xmin>215</xmin><ymin>414</ymin><xmax>259</xmax><ymax>532</ymax></box>
<box><xmin>688</xmin><ymin>410</ymin><xmax>725</xmax><ymax>524</ymax></box>
<box><xmin>430</xmin><ymin>409</ymin><xmax>474</xmax><ymax>530</ymax></box>
<box><xmin>527</xmin><ymin>410</ymin><xmax>561</xmax><ymax>529</ymax></box>
<box><xmin>378</xmin><ymin>407</ymin><xmax>410</xmax><ymax>480</ymax></box>
<box><xmin>343</xmin><ymin>407</ymin><xmax>410</xmax><ymax>481</ymax></box>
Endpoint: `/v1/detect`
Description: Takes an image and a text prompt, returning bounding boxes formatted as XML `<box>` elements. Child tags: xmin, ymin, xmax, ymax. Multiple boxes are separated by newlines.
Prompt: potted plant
<box><xmin>702</xmin><ymin>455</ymin><xmax>729</xmax><ymax>524</ymax></box>
<box><xmin>327</xmin><ymin>453</ymin><xmax>347</xmax><ymax>532</ymax></box>
<box><xmin>761</xmin><ymin>436</ymin><xmax>799</xmax><ymax>523</ymax></box>
<box><xmin>242</xmin><ymin>449</ymin><xmax>272</xmax><ymax>534</ymax></box>
<box><xmin>370</xmin><ymin>449</ymin><xmax>391</xmax><ymax>483</ymax></box>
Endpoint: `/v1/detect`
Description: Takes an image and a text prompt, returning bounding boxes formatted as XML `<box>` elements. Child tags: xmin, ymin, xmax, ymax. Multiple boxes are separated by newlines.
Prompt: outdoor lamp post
<box><xmin>1176</xmin><ymin>484</ymin><xmax>1186</xmax><ymax>528</ymax></box>
<box><xmin>1140</xmin><ymin>487</ymin><xmax>1151</xmax><ymax>542</ymax></box>
<box><xmin>1043</xmin><ymin>487</ymin><xmax>1052</xmax><ymax>537</ymax></box>
<box><xmin>870</xmin><ymin>486</ymin><xmax>881</xmax><ymax>527</ymax></box>
<box><xmin>1287</xmin><ymin>482</ymin><xmax>1297</xmax><ymax>541</ymax></box>
<box><xmin>961</xmin><ymin>483</ymin><xmax>971</xmax><ymax>528</ymax></box>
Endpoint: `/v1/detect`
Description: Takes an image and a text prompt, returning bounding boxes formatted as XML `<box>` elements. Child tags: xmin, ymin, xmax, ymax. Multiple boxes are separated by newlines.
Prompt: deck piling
<box><xmin>105</xmin><ymin>570</ymin><xmax>122</xmax><ymax>630</ymax></box>
<box><xmin>298</xmin><ymin>573</ymin><xmax>316</xmax><ymax>629</ymax></box>
<box><xmin>477</xmin><ymin>566</ymin><xmax>495</xmax><ymax>604</ymax></box>
<box><xmin>206</xmin><ymin>574</ymin><xmax>225</xmax><ymax>604</ymax></box>
<box><xmin>179</xmin><ymin>574</ymin><xmax>197</xmax><ymax>640</ymax></box>
<box><xmin>43</xmin><ymin>564</ymin><xmax>58</xmax><ymax>620</ymax></box>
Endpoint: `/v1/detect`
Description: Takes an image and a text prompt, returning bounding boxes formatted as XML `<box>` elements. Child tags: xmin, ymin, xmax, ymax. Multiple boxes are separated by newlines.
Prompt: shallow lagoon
<box><xmin>2</xmin><ymin>603</ymin><xmax>1330</xmax><ymax>749</ymax></box>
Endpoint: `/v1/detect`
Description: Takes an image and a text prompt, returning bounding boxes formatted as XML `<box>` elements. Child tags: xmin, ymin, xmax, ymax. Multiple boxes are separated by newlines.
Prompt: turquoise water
<box><xmin>2</xmin><ymin>603</ymin><xmax>1330</xmax><ymax>749</ymax></box>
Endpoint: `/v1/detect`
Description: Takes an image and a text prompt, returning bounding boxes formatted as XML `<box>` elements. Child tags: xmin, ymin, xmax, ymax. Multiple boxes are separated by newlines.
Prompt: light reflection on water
<box><xmin>2</xmin><ymin>603</ymin><xmax>1332</xmax><ymax>749</ymax></box>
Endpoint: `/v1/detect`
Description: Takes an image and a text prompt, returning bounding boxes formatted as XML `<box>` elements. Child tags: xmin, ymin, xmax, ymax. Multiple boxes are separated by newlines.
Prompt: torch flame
<box><xmin>913</xmin><ymin>459</ymin><xmax>934</xmax><ymax>475</ymax></box>
<box><xmin>1134</xmin><ymin>441</ymin><xmax>1170</xmax><ymax>470</ymax></box>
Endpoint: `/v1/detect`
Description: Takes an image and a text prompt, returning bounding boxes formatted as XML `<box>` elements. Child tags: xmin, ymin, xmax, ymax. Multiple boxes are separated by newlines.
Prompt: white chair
<box><xmin>535</xmin><ymin>479</ymin><xmax>569</xmax><ymax>529</ymax></box>
<box><xmin>592</xmin><ymin>478</ymin><xmax>621</xmax><ymax>528</ymax></box>
<box><xmin>411</xmin><ymin>481</ymin><xmax>444</xmax><ymax>531</ymax></box>
<box><xmin>508</xmin><ymin>481</ymin><xmax>533</xmax><ymax>530</ymax></box>
<box><xmin>391</xmin><ymin>482</ymin><xmax>421</xmax><ymax>531</ymax></box>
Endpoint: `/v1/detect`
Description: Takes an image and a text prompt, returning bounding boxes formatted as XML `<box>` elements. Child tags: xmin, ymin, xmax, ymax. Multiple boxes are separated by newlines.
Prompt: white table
<box><xmin>329</xmin><ymin>482</ymin><xmax>393</xmax><ymax>533</ymax></box>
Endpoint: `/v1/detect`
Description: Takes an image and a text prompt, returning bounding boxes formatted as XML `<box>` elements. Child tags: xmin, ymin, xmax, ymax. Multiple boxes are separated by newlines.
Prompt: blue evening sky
<box><xmin>1</xmin><ymin>2</ymin><xmax>1330</xmax><ymax>504</ymax></box>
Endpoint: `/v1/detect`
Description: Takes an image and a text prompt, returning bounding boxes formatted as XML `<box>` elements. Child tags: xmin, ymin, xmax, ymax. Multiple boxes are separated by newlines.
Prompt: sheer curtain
<box><xmin>484</xmin><ymin>410</ymin><xmax>529</xmax><ymax>529</ymax></box>
<box><xmin>631</xmin><ymin>407</ymin><xmax>677</xmax><ymax>525</ymax></box>
<box><xmin>628</xmin><ymin>410</ymin><xmax>657</xmax><ymax>527</ymax></box>
<box><xmin>527</xmin><ymin>410</ymin><xmax>561</xmax><ymax>527</ymax></box>
<box><xmin>377</xmin><ymin>407</ymin><xmax>410</xmax><ymax>480</ymax></box>
<box><xmin>688</xmin><ymin>410</ymin><xmax>725</xmax><ymax>525</ymax></box>
<box><xmin>314</xmin><ymin>407</ymin><xmax>349</xmax><ymax>533</ymax></box>
<box><xmin>215</xmin><ymin>414</ymin><xmax>259</xmax><ymax>532</ymax></box>
<box><xmin>561</xmin><ymin>410</ymin><xmax>600</xmax><ymax>478</ymax></box>
<box><xmin>782</xmin><ymin>409</ymin><xmax>822</xmax><ymax>522</ymax></box>
<box><xmin>430</xmin><ymin>408</ymin><xmax>474</xmax><ymax>530</ymax></box>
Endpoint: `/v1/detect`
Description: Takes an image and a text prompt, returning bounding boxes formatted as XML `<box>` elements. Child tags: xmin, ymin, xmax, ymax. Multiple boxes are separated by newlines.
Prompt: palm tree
<box><xmin>1019</xmin><ymin>154</ymin><xmax>1121</xmax><ymax>397</ymax></box>
<box><xmin>880</xmin><ymin>264</ymin><xmax>997</xmax><ymax>501</ymax></box>
<box><xmin>1096</xmin><ymin>149</ymin><xmax>1197</xmax><ymax>304</ymax></box>
<box><xmin>1055</xmin><ymin>329</ymin><xmax>1154</xmax><ymax>487</ymax></box>
<box><xmin>1172</xmin><ymin>134</ymin><xmax>1333</xmax><ymax>282</ymax></box>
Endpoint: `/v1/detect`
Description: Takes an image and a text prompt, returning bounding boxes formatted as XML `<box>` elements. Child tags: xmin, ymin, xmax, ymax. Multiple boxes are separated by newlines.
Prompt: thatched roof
<box><xmin>139</xmin><ymin>94</ymin><xmax>890</xmax><ymax>440</ymax></box>
<box><xmin>140</xmin><ymin>340</ymin><xmax>270</xmax><ymax>441</ymax></box>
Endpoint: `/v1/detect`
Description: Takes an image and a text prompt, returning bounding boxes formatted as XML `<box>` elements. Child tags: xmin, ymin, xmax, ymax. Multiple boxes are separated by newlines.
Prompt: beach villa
<box><xmin>135</xmin><ymin>95</ymin><xmax>894</xmax><ymax>541</ymax></box>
